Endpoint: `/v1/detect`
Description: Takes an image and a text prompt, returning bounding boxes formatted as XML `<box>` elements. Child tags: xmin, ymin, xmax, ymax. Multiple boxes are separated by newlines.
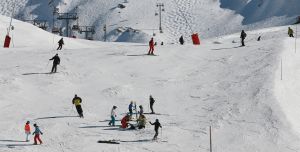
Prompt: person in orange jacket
<box><xmin>24</xmin><ymin>121</ymin><xmax>31</xmax><ymax>142</ymax></box>
<box><xmin>148</xmin><ymin>38</ymin><xmax>155</xmax><ymax>55</ymax></box>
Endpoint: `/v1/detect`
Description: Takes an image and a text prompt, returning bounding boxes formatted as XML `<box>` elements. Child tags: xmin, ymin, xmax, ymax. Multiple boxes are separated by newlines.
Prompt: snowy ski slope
<box><xmin>1</xmin><ymin>14</ymin><xmax>300</xmax><ymax>152</ymax></box>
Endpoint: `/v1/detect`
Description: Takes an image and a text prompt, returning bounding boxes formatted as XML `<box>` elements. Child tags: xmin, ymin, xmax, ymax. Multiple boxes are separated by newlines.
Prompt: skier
<box><xmin>149</xmin><ymin>119</ymin><xmax>162</xmax><ymax>140</ymax></box>
<box><xmin>257</xmin><ymin>36</ymin><xmax>261</xmax><ymax>41</ymax></box>
<box><xmin>57</xmin><ymin>38</ymin><xmax>64</xmax><ymax>50</ymax></box>
<box><xmin>288</xmin><ymin>27</ymin><xmax>294</xmax><ymax>37</ymax></box>
<box><xmin>128</xmin><ymin>101</ymin><xmax>134</xmax><ymax>116</ymax></box>
<box><xmin>137</xmin><ymin>114</ymin><xmax>147</xmax><ymax>129</ymax></box>
<box><xmin>24</xmin><ymin>121</ymin><xmax>31</xmax><ymax>142</ymax></box>
<box><xmin>139</xmin><ymin>105</ymin><xmax>144</xmax><ymax>115</ymax></box>
<box><xmin>120</xmin><ymin>114</ymin><xmax>130</xmax><ymax>129</ymax></box>
<box><xmin>108</xmin><ymin>106</ymin><xmax>117</xmax><ymax>126</ymax></box>
<box><xmin>148</xmin><ymin>38</ymin><xmax>155</xmax><ymax>55</ymax></box>
<box><xmin>32</xmin><ymin>124</ymin><xmax>43</xmax><ymax>145</ymax></box>
<box><xmin>179</xmin><ymin>35</ymin><xmax>184</xmax><ymax>45</ymax></box>
<box><xmin>149</xmin><ymin>95</ymin><xmax>155</xmax><ymax>114</ymax></box>
<box><xmin>72</xmin><ymin>94</ymin><xmax>84</xmax><ymax>118</ymax></box>
<box><xmin>240</xmin><ymin>30</ymin><xmax>247</xmax><ymax>46</ymax></box>
<box><xmin>49</xmin><ymin>54</ymin><xmax>60</xmax><ymax>73</ymax></box>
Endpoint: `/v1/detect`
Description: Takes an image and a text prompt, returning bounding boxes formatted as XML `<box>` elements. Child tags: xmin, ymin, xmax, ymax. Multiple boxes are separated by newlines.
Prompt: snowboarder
<box><xmin>148</xmin><ymin>38</ymin><xmax>155</xmax><ymax>55</ymax></box>
<box><xmin>108</xmin><ymin>106</ymin><xmax>117</xmax><ymax>126</ymax></box>
<box><xmin>139</xmin><ymin>105</ymin><xmax>144</xmax><ymax>115</ymax></box>
<box><xmin>57</xmin><ymin>38</ymin><xmax>64</xmax><ymax>50</ymax></box>
<box><xmin>240</xmin><ymin>30</ymin><xmax>247</xmax><ymax>46</ymax></box>
<box><xmin>149</xmin><ymin>119</ymin><xmax>162</xmax><ymax>140</ymax></box>
<box><xmin>137</xmin><ymin>114</ymin><xmax>147</xmax><ymax>129</ymax></box>
<box><xmin>149</xmin><ymin>95</ymin><xmax>155</xmax><ymax>114</ymax></box>
<box><xmin>179</xmin><ymin>36</ymin><xmax>184</xmax><ymax>45</ymax></box>
<box><xmin>72</xmin><ymin>94</ymin><xmax>84</xmax><ymax>118</ymax></box>
<box><xmin>24</xmin><ymin>121</ymin><xmax>31</xmax><ymax>142</ymax></box>
<box><xmin>120</xmin><ymin>114</ymin><xmax>130</xmax><ymax>129</ymax></box>
<box><xmin>128</xmin><ymin>101</ymin><xmax>134</xmax><ymax>116</ymax></box>
<box><xmin>32</xmin><ymin>124</ymin><xmax>43</xmax><ymax>145</ymax></box>
<box><xmin>49</xmin><ymin>54</ymin><xmax>60</xmax><ymax>73</ymax></box>
<box><xmin>288</xmin><ymin>27</ymin><xmax>294</xmax><ymax>37</ymax></box>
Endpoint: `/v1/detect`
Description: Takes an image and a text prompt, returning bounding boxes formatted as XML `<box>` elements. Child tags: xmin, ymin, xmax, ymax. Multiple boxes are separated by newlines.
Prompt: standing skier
<box><xmin>32</xmin><ymin>124</ymin><xmax>43</xmax><ymax>145</ymax></box>
<box><xmin>288</xmin><ymin>27</ymin><xmax>294</xmax><ymax>37</ymax></box>
<box><xmin>108</xmin><ymin>106</ymin><xmax>117</xmax><ymax>126</ymax></box>
<box><xmin>128</xmin><ymin>101</ymin><xmax>134</xmax><ymax>116</ymax></box>
<box><xmin>24</xmin><ymin>121</ymin><xmax>31</xmax><ymax>142</ymax></box>
<box><xmin>240</xmin><ymin>30</ymin><xmax>247</xmax><ymax>46</ymax></box>
<box><xmin>149</xmin><ymin>119</ymin><xmax>162</xmax><ymax>140</ymax></box>
<box><xmin>49</xmin><ymin>54</ymin><xmax>60</xmax><ymax>73</ymax></box>
<box><xmin>72</xmin><ymin>94</ymin><xmax>84</xmax><ymax>118</ymax></box>
<box><xmin>149</xmin><ymin>95</ymin><xmax>155</xmax><ymax>114</ymax></box>
<box><xmin>139</xmin><ymin>105</ymin><xmax>144</xmax><ymax>115</ymax></box>
<box><xmin>148</xmin><ymin>38</ymin><xmax>155</xmax><ymax>55</ymax></box>
<box><xmin>57</xmin><ymin>38</ymin><xmax>64</xmax><ymax>50</ymax></box>
<box><xmin>179</xmin><ymin>36</ymin><xmax>184</xmax><ymax>45</ymax></box>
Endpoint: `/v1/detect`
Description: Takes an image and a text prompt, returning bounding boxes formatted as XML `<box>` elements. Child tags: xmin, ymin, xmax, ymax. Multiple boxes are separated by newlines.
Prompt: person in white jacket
<box><xmin>108</xmin><ymin>106</ymin><xmax>117</xmax><ymax>126</ymax></box>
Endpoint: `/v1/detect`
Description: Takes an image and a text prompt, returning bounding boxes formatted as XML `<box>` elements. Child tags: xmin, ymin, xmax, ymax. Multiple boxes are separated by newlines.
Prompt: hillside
<box><xmin>0</xmin><ymin>0</ymin><xmax>299</xmax><ymax>43</ymax></box>
<box><xmin>1</xmin><ymin>14</ymin><xmax>300</xmax><ymax>152</ymax></box>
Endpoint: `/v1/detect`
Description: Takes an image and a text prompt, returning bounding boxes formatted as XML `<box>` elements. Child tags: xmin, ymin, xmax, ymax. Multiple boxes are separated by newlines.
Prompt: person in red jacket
<box><xmin>24</xmin><ymin>121</ymin><xmax>31</xmax><ymax>142</ymax></box>
<box><xmin>148</xmin><ymin>38</ymin><xmax>155</xmax><ymax>55</ymax></box>
<box><xmin>121</xmin><ymin>115</ymin><xmax>130</xmax><ymax>129</ymax></box>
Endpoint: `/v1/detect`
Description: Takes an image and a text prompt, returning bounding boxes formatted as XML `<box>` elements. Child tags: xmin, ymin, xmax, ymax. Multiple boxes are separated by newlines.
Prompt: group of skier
<box><xmin>24</xmin><ymin>121</ymin><xmax>43</xmax><ymax>145</ymax></box>
<box><xmin>108</xmin><ymin>95</ymin><xmax>162</xmax><ymax>140</ymax></box>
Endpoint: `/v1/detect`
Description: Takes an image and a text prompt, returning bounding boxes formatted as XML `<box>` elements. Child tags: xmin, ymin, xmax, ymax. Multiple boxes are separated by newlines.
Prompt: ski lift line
<box><xmin>172</xmin><ymin>0</ymin><xmax>193</xmax><ymax>33</ymax></box>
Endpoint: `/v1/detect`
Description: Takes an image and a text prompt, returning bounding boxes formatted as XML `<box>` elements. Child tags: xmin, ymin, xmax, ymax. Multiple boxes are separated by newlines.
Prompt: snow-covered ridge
<box><xmin>1</xmin><ymin>0</ymin><xmax>299</xmax><ymax>43</ymax></box>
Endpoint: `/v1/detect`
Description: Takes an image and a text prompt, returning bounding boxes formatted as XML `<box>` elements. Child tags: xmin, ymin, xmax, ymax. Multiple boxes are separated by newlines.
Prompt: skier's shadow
<box><xmin>35</xmin><ymin>116</ymin><xmax>78</xmax><ymax>120</ymax></box>
<box><xmin>0</xmin><ymin>140</ymin><xmax>27</xmax><ymax>142</ymax></box>
<box><xmin>22</xmin><ymin>72</ymin><xmax>51</xmax><ymax>75</ymax></box>
<box><xmin>126</xmin><ymin>54</ymin><xmax>147</xmax><ymax>56</ymax></box>
<box><xmin>211</xmin><ymin>46</ymin><xmax>241</xmax><ymax>50</ymax></box>
<box><xmin>119</xmin><ymin>139</ymin><xmax>152</xmax><ymax>143</ymax></box>
<box><xmin>79</xmin><ymin>125</ymin><xmax>112</xmax><ymax>129</ymax></box>
<box><xmin>99</xmin><ymin>120</ymin><xmax>121</xmax><ymax>122</ymax></box>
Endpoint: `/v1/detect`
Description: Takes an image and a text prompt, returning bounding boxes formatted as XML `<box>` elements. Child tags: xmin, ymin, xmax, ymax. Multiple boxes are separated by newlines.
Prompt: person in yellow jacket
<box><xmin>288</xmin><ymin>27</ymin><xmax>294</xmax><ymax>37</ymax></box>
<box><xmin>72</xmin><ymin>94</ymin><xmax>83</xmax><ymax>118</ymax></box>
<box><xmin>137</xmin><ymin>114</ymin><xmax>147</xmax><ymax>129</ymax></box>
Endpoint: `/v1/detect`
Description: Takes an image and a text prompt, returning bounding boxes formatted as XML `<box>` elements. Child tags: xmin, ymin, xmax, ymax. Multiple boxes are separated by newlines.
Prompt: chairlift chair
<box><xmin>52</xmin><ymin>27</ymin><xmax>60</xmax><ymax>33</ymax></box>
<box><xmin>72</xmin><ymin>25</ymin><xmax>80</xmax><ymax>31</ymax></box>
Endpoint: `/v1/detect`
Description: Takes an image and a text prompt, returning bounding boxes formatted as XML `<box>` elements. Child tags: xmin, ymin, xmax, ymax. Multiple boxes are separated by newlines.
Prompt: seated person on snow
<box><xmin>121</xmin><ymin>114</ymin><xmax>130</xmax><ymax>129</ymax></box>
<box><xmin>137</xmin><ymin>114</ymin><xmax>147</xmax><ymax>129</ymax></box>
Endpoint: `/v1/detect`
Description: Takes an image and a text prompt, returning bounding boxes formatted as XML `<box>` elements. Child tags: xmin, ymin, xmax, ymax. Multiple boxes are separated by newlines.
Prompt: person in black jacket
<box><xmin>149</xmin><ymin>95</ymin><xmax>155</xmax><ymax>114</ymax></box>
<box><xmin>57</xmin><ymin>38</ymin><xmax>64</xmax><ymax>50</ymax></box>
<box><xmin>179</xmin><ymin>36</ymin><xmax>184</xmax><ymax>45</ymax></box>
<box><xmin>49</xmin><ymin>54</ymin><xmax>60</xmax><ymax>73</ymax></box>
<box><xmin>149</xmin><ymin>119</ymin><xmax>162</xmax><ymax>140</ymax></box>
<box><xmin>240</xmin><ymin>30</ymin><xmax>247</xmax><ymax>46</ymax></box>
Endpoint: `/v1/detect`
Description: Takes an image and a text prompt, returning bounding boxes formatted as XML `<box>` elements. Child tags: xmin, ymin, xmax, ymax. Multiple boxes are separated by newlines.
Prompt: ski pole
<box><xmin>161</xmin><ymin>127</ymin><xmax>163</xmax><ymax>139</ymax></box>
<box><xmin>45</xmin><ymin>60</ymin><xmax>50</xmax><ymax>68</ymax></box>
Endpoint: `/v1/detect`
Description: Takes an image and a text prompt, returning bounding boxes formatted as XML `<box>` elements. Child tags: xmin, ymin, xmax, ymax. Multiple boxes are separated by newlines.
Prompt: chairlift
<box><xmin>155</xmin><ymin>12</ymin><xmax>158</xmax><ymax>16</ymax></box>
<box><xmin>52</xmin><ymin>27</ymin><xmax>60</xmax><ymax>33</ymax></box>
<box><xmin>162</xmin><ymin>8</ymin><xmax>165</xmax><ymax>11</ymax></box>
<box><xmin>72</xmin><ymin>25</ymin><xmax>80</xmax><ymax>31</ymax></box>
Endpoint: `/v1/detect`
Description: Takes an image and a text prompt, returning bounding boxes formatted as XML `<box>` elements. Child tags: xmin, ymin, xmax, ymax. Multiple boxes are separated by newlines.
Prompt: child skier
<box><xmin>137</xmin><ymin>114</ymin><xmax>147</xmax><ymax>129</ymax></box>
<box><xmin>32</xmin><ymin>124</ymin><xmax>43</xmax><ymax>145</ymax></box>
<box><xmin>139</xmin><ymin>105</ymin><xmax>144</xmax><ymax>115</ymax></box>
<box><xmin>149</xmin><ymin>119</ymin><xmax>162</xmax><ymax>140</ymax></box>
<box><xmin>108</xmin><ymin>106</ymin><xmax>117</xmax><ymax>126</ymax></box>
<box><xmin>24</xmin><ymin>121</ymin><xmax>31</xmax><ymax>142</ymax></box>
<box><xmin>128</xmin><ymin>101</ymin><xmax>134</xmax><ymax>116</ymax></box>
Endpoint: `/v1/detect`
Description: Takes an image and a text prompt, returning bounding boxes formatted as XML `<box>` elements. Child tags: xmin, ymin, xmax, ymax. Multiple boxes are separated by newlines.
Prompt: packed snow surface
<box><xmin>1</xmin><ymin>14</ymin><xmax>300</xmax><ymax>152</ymax></box>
